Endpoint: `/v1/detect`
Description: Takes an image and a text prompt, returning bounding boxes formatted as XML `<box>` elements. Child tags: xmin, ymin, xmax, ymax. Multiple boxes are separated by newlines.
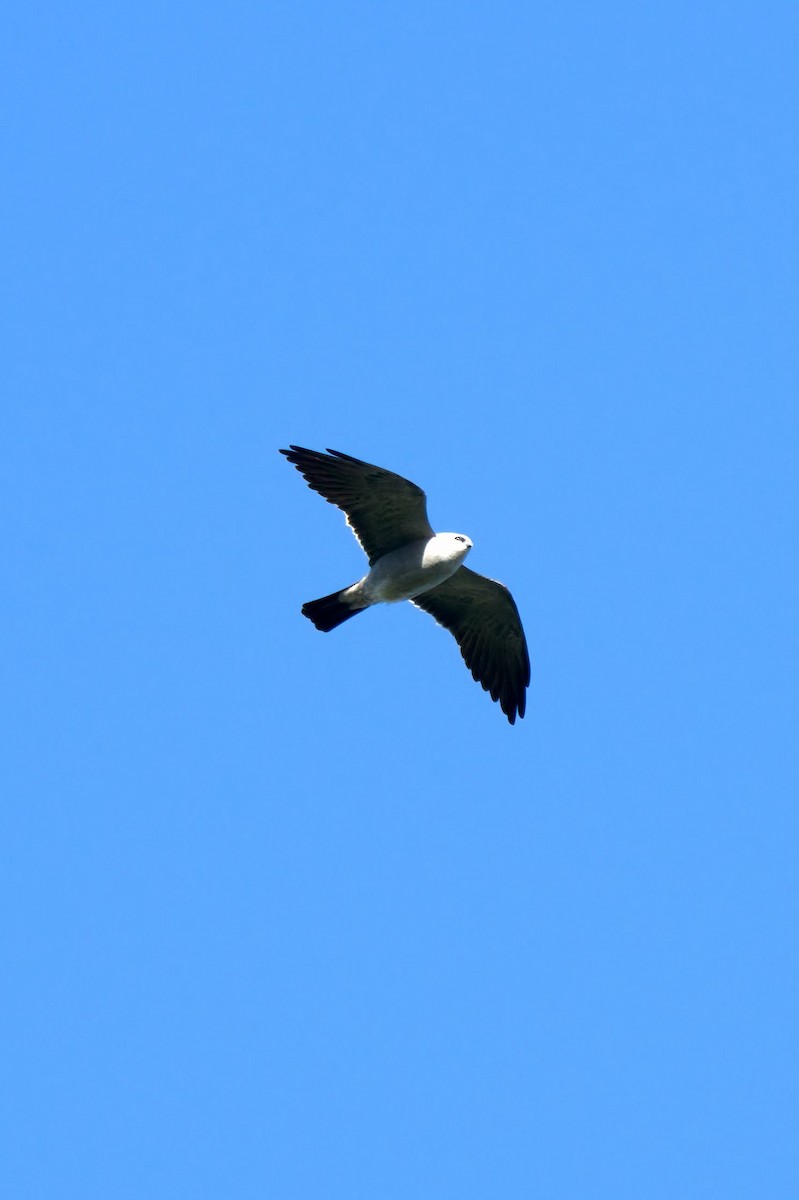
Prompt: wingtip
<box><xmin>325</xmin><ymin>448</ymin><xmax>366</xmax><ymax>464</ymax></box>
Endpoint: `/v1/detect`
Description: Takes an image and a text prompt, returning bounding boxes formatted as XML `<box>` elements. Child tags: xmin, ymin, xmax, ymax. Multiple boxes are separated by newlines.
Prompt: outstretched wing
<box><xmin>412</xmin><ymin>566</ymin><xmax>530</xmax><ymax>724</ymax></box>
<box><xmin>279</xmin><ymin>446</ymin><xmax>434</xmax><ymax>564</ymax></box>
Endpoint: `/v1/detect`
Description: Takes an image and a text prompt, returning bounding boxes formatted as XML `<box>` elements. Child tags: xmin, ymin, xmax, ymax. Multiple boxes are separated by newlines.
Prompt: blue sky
<box><xmin>3</xmin><ymin>3</ymin><xmax>798</xmax><ymax>1196</ymax></box>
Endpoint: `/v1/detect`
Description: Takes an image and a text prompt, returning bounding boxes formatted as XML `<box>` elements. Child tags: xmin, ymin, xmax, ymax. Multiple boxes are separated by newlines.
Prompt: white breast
<box><xmin>363</xmin><ymin>534</ymin><xmax>472</xmax><ymax>603</ymax></box>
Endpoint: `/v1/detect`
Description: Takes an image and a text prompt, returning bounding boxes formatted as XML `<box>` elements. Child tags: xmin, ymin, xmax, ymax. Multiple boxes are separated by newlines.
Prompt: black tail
<box><xmin>302</xmin><ymin>588</ymin><xmax>364</xmax><ymax>632</ymax></box>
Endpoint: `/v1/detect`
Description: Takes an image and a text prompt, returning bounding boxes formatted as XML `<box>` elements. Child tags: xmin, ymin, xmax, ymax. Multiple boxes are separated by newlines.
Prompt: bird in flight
<box><xmin>279</xmin><ymin>446</ymin><xmax>530</xmax><ymax>724</ymax></box>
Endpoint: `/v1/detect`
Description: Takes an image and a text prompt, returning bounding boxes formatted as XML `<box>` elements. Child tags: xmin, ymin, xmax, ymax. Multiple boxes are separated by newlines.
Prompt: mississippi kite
<box><xmin>280</xmin><ymin>446</ymin><xmax>531</xmax><ymax>723</ymax></box>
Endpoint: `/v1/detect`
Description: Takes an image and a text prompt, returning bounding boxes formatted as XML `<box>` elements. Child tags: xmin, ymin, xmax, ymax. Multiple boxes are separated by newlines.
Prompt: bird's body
<box><xmin>280</xmin><ymin>446</ymin><xmax>530</xmax><ymax>723</ymax></box>
<box><xmin>343</xmin><ymin>533</ymin><xmax>473</xmax><ymax>606</ymax></box>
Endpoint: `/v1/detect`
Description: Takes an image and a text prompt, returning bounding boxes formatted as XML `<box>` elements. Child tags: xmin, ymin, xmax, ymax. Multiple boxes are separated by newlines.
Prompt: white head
<box><xmin>435</xmin><ymin>532</ymin><xmax>473</xmax><ymax>561</ymax></box>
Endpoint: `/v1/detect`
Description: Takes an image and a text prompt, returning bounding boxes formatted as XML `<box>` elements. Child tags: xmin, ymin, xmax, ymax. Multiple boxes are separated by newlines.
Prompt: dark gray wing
<box><xmin>279</xmin><ymin>446</ymin><xmax>434</xmax><ymax>564</ymax></box>
<box><xmin>412</xmin><ymin>566</ymin><xmax>530</xmax><ymax>724</ymax></box>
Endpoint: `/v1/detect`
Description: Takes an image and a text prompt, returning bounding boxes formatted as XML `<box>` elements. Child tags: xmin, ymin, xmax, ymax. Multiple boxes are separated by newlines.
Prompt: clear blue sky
<box><xmin>3</xmin><ymin>3</ymin><xmax>798</xmax><ymax>1196</ymax></box>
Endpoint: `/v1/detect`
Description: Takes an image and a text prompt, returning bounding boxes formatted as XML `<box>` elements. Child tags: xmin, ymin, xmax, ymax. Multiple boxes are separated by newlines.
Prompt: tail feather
<box><xmin>302</xmin><ymin>588</ymin><xmax>364</xmax><ymax>632</ymax></box>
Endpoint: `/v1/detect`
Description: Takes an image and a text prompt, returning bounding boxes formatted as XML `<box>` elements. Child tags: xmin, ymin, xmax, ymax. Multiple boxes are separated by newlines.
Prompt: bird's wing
<box><xmin>279</xmin><ymin>446</ymin><xmax>434</xmax><ymax>564</ymax></box>
<box><xmin>412</xmin><ymin>566</ymin><xmax>530</xmax><ymax>724</ymax></box>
